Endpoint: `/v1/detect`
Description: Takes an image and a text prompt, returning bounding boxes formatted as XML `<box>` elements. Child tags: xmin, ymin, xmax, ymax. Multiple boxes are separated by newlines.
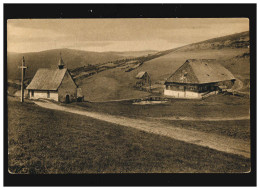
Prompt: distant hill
<box><xmin>7</xmin><ymin>48</ymin><xmax>157</xmax><ymax>80</ymax></box>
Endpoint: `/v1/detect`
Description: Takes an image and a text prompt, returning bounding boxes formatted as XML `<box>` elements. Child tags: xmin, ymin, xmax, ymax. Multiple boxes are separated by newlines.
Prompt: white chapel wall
<box><xmin>29</xmin><ymin>90</ymin><xmax>58</xmax><ymax>101</ymax></box>
<box><xmin>49</xmin><ymin>92</ymin><xmax>59</xmax><ymax>101</ymax></box>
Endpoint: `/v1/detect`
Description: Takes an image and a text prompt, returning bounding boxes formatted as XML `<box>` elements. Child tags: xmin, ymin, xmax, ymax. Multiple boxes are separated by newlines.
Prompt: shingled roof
<box><xmin>26</xmin><ymin>68</ymin><xmax>67</xmax><ymax>90</ymax></box>
<box><xmin>165</xmin><ymin>59</ymin><xmax>235</xmax><ymax>84</ymax></box>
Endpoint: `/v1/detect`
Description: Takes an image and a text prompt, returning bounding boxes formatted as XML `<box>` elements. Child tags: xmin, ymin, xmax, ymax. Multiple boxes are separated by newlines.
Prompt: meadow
<box><xmin>8</xmin><ymin>96</ymin><xmax>250</xmax><ymax>174</ymax></box>
<box><xmin>68</xmin><ymin>93</ymin><xmax>250</xmax><ymax>140</ymax></box>
<box><xmin>71</xmin><ymin>94</ymin><xmax>250</xmax><ymax>118</ymax></box>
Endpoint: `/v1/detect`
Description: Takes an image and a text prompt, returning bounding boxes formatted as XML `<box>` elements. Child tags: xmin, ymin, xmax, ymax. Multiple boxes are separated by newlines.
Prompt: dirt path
<box><xmin>232</xmin><ymin>77</ymin><xmax>250</xmax><ymax>95</ymax></box>
<box><xmin>34</xmin><ymin>100</ymin><xmax>250</xmax><ymax>158</ymax></box>
<box><xmin>233</xmin><ymin>77</ymin><xmax>244</xmax><ymax>91</ymax></box>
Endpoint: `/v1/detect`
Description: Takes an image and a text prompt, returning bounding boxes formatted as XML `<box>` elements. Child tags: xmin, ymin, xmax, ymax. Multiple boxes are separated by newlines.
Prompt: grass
<box><xmin>161</xmin><ymin>120</ymin><xmax>250</xmax><ymax>141</ymax></box>
<box><xmin>71</xmin><ymin>94</ymin><xmax>250</xmax><ymax>119</ymax></box>
<box><xmin>78</xmin><ymin>71</ymin><xmax>150</xmax><ymax>102</ymax></box>
<box><xmin>69</xmin><ymin>93</ymin><xmax>250</xmax><ymax>141</ymax></box>
<box><xmin>8</xmin><ymin>96</ymin><xmax>250</xmax><ymax>174</ymax></box>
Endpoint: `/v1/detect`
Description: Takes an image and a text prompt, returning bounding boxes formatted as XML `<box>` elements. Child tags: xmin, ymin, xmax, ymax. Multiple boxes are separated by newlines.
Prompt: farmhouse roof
<box><xmin>26</xmin><ymin>68</ymin><xmax>67</xmax><ymax>90</ymax></box>
<box><xmin>165</xmin><ymin>59</ymin><xmax>235</xmax><ymax>84</ymax></box>
<box><xmin>136</xmin><ymin>71</ymin><xmax>147</xmax><ymax>79</ymax></box>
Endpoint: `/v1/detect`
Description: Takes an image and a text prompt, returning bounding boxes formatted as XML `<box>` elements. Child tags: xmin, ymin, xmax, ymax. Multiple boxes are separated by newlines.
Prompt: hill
<box><xmin>7</xmin><ymin>48</ymin><xmax>157</xmax><ymax>81</ymax></box>
<box><xmin>77</xmin><ymin>31</ymin><xmax>250</xmax><ymax>101</ymax></box>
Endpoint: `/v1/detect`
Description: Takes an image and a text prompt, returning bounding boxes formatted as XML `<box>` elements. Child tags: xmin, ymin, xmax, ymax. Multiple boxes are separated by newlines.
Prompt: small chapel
<box><xmin>26</xmin><ymin>54</ymin><xmax>82</xmax><ymax>103</ymax></box>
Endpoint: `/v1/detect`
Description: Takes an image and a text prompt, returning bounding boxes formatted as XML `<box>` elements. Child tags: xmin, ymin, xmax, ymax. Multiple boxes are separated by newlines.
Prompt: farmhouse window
<box><xmin>47</xmin><ymin>91</ymin><xmax>50</xmax><ymax>98</ymax></box>
<box><xmin>31</xmin><ymin>90</ymin><xmax>34</xmax><ymax>97</ymax></box>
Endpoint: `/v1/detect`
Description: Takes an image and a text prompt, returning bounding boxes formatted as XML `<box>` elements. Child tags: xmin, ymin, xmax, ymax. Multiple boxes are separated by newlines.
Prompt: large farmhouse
<box><xmin>164</xmin><ymin>59</ymin><xmax>236</xmax><ymax>99</ymax></box>
<box><xmin>26</xmin><ymin>56</ymin><xmax>81</xmax><ymax>103</ymax></box>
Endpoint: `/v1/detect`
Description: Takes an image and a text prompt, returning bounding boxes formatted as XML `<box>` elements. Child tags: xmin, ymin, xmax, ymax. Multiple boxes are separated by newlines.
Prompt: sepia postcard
<box><xmin>4</xmin><ymin>4</ymin><xmax>256</xmax><ymax>186</ymax></box>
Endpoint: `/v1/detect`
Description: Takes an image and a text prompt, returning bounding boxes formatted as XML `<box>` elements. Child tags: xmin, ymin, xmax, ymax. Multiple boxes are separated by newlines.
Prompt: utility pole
<box><xmin>19</xmin><ymin>56</ymin><xmax>27</xmax><ymax>102</ymax></box>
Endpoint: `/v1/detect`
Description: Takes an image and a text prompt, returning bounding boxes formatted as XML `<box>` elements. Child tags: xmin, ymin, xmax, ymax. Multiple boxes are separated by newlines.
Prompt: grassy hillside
<box><xmin>8</xmin><ymin>96</ymin><xmax>250</xmax><ymax>173</ymax></box>
<box><xmin>137</xmin><ymin>48</ymin><xmax>249</xmax><ymax>82</ymax></box>
<box><xmin>7</xmin><ymin>48</ymin><xmax>156</xmax><ymax>80</ymax></box>
<box><xmin>78</xmin><ymin>31</ymin><xmax>250</xmax><ymax>101</ymax></box>
<box><xmin>181</xmin><ymin>31</ymin><xmax>249</xmax><ymax>51</ymax></box>
<box><xmin>78</xmin><ymin>67</ymin><xmax>150</xmax><ymax>101</ymax></box>
<box><xmin>70</xmin><ymin>94</ymin><xmax>250</xmax><ymax>141</ymax></box>
<box><xmin>106</xmin><ymin>50</ymin><xmax>157</xmax><ymax>57</ymax></box>
<box><xmin>136</xmin><ymin>31</ymin><xmax>250</xmax><ymax>83</ymax></box>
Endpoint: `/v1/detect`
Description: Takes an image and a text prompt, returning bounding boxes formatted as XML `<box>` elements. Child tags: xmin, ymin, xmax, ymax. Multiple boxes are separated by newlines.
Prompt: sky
<box><xmin>7</xmin><ymin>18</ymin><xmax>249</xmax><ymax>53</ymax></box>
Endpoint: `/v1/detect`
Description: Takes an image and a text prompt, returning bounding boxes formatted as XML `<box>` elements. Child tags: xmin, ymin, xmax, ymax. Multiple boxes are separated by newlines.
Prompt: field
<box><xmin>72</xmin><ymin>94</ymin><xmax>250</xmax><ymax>118</ymax></box>
<box><xmin>67</xmin><ymin>94</ymin><xmax>250</xmax><ymax>141</ymax></box>
<box><xmin>8</xmin><ymin>96</ymin><xmax>250</xmax><ymax>174</ymax></box>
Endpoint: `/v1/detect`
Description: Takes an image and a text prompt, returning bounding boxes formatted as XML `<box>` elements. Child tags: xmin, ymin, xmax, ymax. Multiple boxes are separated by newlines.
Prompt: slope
<box><xmin>7</xmin><ymin>48</ymin><xmax>156</xmax><ymax>81</ymax></box>
<box><xmin>78</xmin><ymin>31</ymin><xmax>250</xmax><ymax>101</ymax></box>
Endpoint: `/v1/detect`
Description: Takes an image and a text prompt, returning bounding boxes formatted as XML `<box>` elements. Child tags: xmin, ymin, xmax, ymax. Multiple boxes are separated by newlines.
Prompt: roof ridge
<box><xmin>187</xmin><ymin>59</ymin><xmax>217</xmax><ymax>62</ymax></box>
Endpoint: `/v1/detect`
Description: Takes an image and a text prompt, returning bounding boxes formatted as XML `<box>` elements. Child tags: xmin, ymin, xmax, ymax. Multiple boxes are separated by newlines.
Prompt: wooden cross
<box><xmin>18</xmin><ymin>56</ymin><xmax>27</xmax><ymax>102</ymax></box>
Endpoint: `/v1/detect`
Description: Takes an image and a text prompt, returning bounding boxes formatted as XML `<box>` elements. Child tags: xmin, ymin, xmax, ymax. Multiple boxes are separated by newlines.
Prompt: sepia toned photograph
<box><xmin>7</xmin><ymin>16</ymin><xmax>252</xmax><ymax>176</ymax></box>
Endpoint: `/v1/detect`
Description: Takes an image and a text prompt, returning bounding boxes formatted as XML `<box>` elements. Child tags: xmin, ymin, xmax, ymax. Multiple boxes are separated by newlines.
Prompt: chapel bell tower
<box><xmin>58</xmin><ymin>52</ymin><xmax>65</xmax><ymax>69</ymax></box>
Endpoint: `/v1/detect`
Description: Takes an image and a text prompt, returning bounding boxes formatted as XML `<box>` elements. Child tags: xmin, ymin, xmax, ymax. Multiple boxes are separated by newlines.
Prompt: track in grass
<box><xmin>34</xmin><ymin>100</ymin><xmax>250</xmax><ymax>158</ymax></box>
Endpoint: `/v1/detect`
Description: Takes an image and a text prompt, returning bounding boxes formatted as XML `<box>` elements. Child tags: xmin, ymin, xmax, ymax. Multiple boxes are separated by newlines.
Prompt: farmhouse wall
<box><xmin>164</xmin><ymin>89</ymin><xmax>202</xmax><ymax>99</ymax></box>
<box><xmin>58</xmin><ymin>71</ymin><xmax>77</xmax><ymax>102</ymax></box>
<box><xmin>166</xmin><ymin>83</ymin><xmax>199</xmax><ymax>92</ymax></box>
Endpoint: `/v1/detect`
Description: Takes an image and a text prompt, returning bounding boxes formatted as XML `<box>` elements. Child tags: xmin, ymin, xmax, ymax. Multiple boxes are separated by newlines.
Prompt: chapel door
<box><xmin>65</xmin><ymin>95</ymin><xmax>70</xmax><ymax>103</ymax></box>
